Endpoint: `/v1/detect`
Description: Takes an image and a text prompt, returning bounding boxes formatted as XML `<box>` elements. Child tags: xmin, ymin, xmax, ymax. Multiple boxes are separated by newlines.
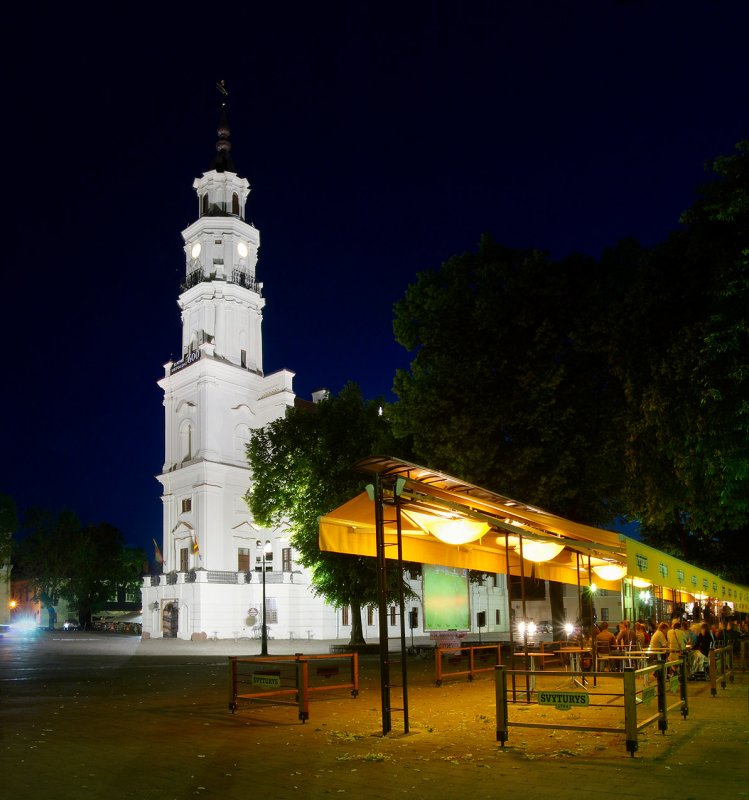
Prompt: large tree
<box><xmin>391</xmin><ymin>142</ymin><xmax>748</xmax><ymax>588</ymax></box>
<box><xmin>246</xmin><ymin>383</ymin><xmax>413</xmax><ymax>645</ymax></box>
<box><xmin>608</xmin><ymin>140</ymin><xmax>749</xmax><ymax>581</ymax></box>
<box><xmin>391</xmin><ymin>238</ymin><xmax>627</xmax><ymax>637</ymax></box>
<box><xmin>391</xmin><ymin>236</ymin><xmax>624</xmax><ymax>526</ymax></box>
<box><xmin>0</xmin><ymin>494</ymin><xmax>17</xmax><ymax>567</ymax></box>
<box><xmin>13</xmin><ymin>510</ymin><xmax>145</xmax><ymax>628</ymax></box>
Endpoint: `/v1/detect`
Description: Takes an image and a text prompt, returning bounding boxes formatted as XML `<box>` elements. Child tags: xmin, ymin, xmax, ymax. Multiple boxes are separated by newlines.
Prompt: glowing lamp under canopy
<box><xmin>592</xmin><ymin>564</ymin><xmax>627</xmax><ymax>581</ymax></box>
<box><xmin>499</xmin><ymin>534</ymin><xmax>565</xmax><ymax>563</ymax></box>
<box><xmin>521</xmin><ymin>540</ymin><xmax>565</xmax><ymax>562</ymax></box>
<box><xmin>632</xmin><ymin>577</ymin><xmax>652</xmax><ymax>589</ymax></box>
<box><xmin>422</xmin><ymin>516</ymin><xmax>490</xmax><ymax>545</ymax></box>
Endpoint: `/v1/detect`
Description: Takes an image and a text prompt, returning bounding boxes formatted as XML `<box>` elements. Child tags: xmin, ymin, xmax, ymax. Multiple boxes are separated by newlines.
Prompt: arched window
<box><xmin>201</xmin><ymin>194</ymin><xmax>208</xmax><ymax>216</ymax></box>
<box><xmin>232</xmin><ymin>193</ymin><xmax>239</xmax><ymax>216</ymax></box>
<box><xmin>180</xmin><ymin>421</ymin><xmax>193</xmax><ymax>462</ymax></box>
<box><xmin>235</xmin><ymin>424</ymin><xmax>251</xmax><ymax>461</ymax></box>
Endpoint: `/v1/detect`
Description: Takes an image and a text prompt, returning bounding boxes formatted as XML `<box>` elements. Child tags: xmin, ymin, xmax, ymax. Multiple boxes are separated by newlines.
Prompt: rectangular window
<box><xmin>180</xmin><ymin>547</ymin><xmax>189</xmax><ymax>572</ymax></box>
<box><xmin>409</xmin><ymin>608</ymin><xmax>419</xmax><ymax>629</ymax></box>
<box><xmin>367</xmin><ymin>607</ymin><xmax>374</xmax><ymax>626</ymax></box>
<box><xmin>181</xmin><ymin>498</ymin><xmax>192</xmax><ymax>513</ymax></box>
<box><xmin>492</xmin><ymin>574</ymin><xmax>498</xmax><ymax>588</ymax></box>
<box><xmin>240</xmin><ymin>349</ymin><xmax>247</xmax><ymax>368</ymax></box>
<box><xmin>658</xmin><ymin>562</ymin><xmax>668</xmax><ymax>578</ymax></box>
<box><xmin>600</xmin><ymin>607</ymin><xmax>610</xmax><ymax>621</ymax></box>
<box><xmin>265</xmin><ymin>597</ymin><xmax>278</xmax><ymax>624</ymax></box>
<box><xmin>342</xmin><ymin>606</ymin><xmax>350</xmax><ymax>626</ymax></box>
<box><xmin>282</xmin><ymin>548</ymin><xmax>292</xmax><ymax>572</ymax></box>
<box><xmin>390</xmin><ymin>606</ymin><xmax>397</xmax><ymax>626</ymax></box>
<box><xmin>495</xmin><ymin>609</ymin><xmax>500</xmax><ymax>625</ymax></box>
<box><xmin>238</xmin><ymin>548</ymin><xmax>250</xmax><ymax>572</ymax></box>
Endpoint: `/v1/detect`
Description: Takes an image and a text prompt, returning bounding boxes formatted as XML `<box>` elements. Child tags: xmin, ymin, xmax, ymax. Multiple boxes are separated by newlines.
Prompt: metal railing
<box><xmin>231</xmin><ymin>268</ymin><xmax>261</xmax><ymax>293</ymax></box>
<box><xmin>207</xmin><ymin>571</ymin><xmax>239</xmax><ymax>584</ymax></box>
<box><xmin>435</xmin><ymin>643</ymin><xmax>502</xmax><ymax>686</ymax></box>
<box><xmin>228</xmin><ymin>652</ymin><xmax>359</xmax><ymax>723</ymax></box>
<box><xmin>182</xmin><ymin>268</ymin><xmax>204</xmax><ymax>291</ymax></box>
<box><xmin>708</xmin><ymin>645</ymin><xmax>735</xmax><ymax>695</ymax></box>
<box><xmin>495</xmin><ymin>658</ymin><xmax>689</xmax><ymax>757</ymax></box>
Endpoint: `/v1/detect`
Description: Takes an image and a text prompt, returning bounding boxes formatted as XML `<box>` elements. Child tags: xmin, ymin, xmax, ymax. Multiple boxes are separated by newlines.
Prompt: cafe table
<box><xmin>523</xmin><ymin>651</ymin><xmax>559</xmax><ymax>690</ymax></box>
<box><xmin>559</xmin><ymin>646</ymin><xmax>592</xmax><ymax>688</ymax></box>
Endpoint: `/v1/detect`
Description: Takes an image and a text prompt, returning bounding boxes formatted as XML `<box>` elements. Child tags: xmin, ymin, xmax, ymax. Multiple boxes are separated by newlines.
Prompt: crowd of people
<box><xmin>592</xmin><ymin>615</ymin><xmax>748</xmax><ymax>678</ymax></box>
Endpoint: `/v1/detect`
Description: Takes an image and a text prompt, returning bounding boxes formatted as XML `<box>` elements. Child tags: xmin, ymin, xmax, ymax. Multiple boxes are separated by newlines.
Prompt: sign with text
<box><xmin>170</xmin><ymin>350</ymin><xmax>201</xmax><ymax>375</ymax></box>
<box><xmin>642</xmin><ymin>686</ymin><xmax>656</xmax><ymax>704</ymax></box>
<box><xmin>537</xmin><ymin>691</ymin><xmax>589</xmax><ymax>711</ymax></box>
<box><xmin>252</xmin><ymin>672</ymin><xmax>281</xmax><ymax>689</ymax></box>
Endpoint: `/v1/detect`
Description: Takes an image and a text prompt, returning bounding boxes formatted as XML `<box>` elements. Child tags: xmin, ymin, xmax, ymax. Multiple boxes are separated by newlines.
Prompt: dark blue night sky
<box><xmin>6</xmin><ymin>2</ymin><xmax>748</xmax><ymax>554</ymax></box>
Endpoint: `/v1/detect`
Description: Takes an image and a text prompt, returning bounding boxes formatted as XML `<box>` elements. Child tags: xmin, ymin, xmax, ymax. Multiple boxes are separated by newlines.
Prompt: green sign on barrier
<box><xmin>252</xmin><ymin>673</ymin><xmax>281</xmax><ymax>688</ymax></box>
<box><xmin>642</xmin><ymin>686</ymin><xmax>656</xmax><ymax>704</ymax></box>
<box><xmin>537</xmin><ymin>690</ymin><xmax>589</xmax><ymax>711</ymax></box>
<box><xmin>669</xmin><ymin>676</ymin><xmax>680</xmax><ymax>694</ymax></box>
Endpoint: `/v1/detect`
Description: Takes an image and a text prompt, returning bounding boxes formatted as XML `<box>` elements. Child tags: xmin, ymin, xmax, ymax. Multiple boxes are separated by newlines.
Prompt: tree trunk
<box><xmin>349</xmin><ymin>600</ymin><xmax>366</xmax><ymax>646</ymax></box>
<box><xmin>548</xmin><ymin>580</ymin><xmax>566</xmax><ymax>640</ymax></box>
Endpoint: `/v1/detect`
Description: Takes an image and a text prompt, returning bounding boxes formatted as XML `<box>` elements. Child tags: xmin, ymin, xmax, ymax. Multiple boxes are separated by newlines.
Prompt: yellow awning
<box><xmin>318</xmin><ymin>457</ymin><xmax>749</xmax><ymax>609</ymax></box>
<box><xmin>318</xmin><ymin>458</ymin><xmax>628</xmax><ymax>590</ymax></box>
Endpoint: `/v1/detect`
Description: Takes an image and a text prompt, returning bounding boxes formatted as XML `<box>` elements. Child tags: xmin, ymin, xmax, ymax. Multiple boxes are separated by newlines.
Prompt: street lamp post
<box><xmin>261</xmin><ymin>539</ymin><xmax>272</xmax><ymax>656</ymax></box>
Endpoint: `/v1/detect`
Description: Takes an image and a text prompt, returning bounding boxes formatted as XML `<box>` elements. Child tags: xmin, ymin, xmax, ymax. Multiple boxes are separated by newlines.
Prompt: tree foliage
<box><xmin>391</xmin><ymin>141</ymin><xmax>748</xmax><ymax>584</ymax></box>
<box><xmin>392</xmin><ymin>236</ymin><xmax>624</xmax><ymax>526</ymax></box>
<box><xmin>608</xmin><ymin>140</ymin><xmax>749</xmax><ymax>580</ymax></box>
<box><xmin>246</xmin><ymin>383</ymin><xmax>413</xmax><ymax>644</ymax></box>
<box><xmin>13</xmin><ymin>510</ymin><xmax>145</xmax><ymax>627</ymax></box>
<box><xmin>0</xmin><ymin>493</ymin><xmax>17</xmax><ymax>566</ymax></box>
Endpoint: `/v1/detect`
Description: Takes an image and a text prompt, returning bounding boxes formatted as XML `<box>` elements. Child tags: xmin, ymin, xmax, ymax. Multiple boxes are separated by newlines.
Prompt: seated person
<box><xmin>691</xmin><ymin>622</ymin><xmax>712</xmax><ymax>676</ymax></box>
<box><xmin>667</xmin><ymin>620</ymin><xmax>688</xmax><ymax>675</ymax></box>
<box><xmin>682</xmin><ymin>621</ymin><xmax>697</xmax><ymax>648</ymax></box>
<box><xmin>615</xmin><ymin>620</ymin><xmax>637</xmax><ymax>648</ymax></box>
<box><xmin>596</xmin><ymin>621</ymin><xmax>616</xmax><ymax>669</ymax></box>
<box><xmin>649</xmin><ymin>622</ymin><xmax>670</xmax><ymax>656</ymax></box>
<box><xmin>596</xmin><ymin>621</ymin><xmax>616</xmax><ymax>647</ymax></box>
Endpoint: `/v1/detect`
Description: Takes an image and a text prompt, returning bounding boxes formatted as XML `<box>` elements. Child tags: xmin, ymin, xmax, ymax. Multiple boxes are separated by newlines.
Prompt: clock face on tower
<box><xmin>191</xmin><ymin>242</ymin><xmax>201</xmax><ymax>259</ymax></box>
<box><xmin>237</xmin><ymin>241</ymin><xmax>248</xmax><ymax>258</ymax></box>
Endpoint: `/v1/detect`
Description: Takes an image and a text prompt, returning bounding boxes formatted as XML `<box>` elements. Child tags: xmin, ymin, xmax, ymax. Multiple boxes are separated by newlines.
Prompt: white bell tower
<box><xmin>142</xmin><ymin>98</ymin><xmax>315</xmax><ymax>640</ymax></box>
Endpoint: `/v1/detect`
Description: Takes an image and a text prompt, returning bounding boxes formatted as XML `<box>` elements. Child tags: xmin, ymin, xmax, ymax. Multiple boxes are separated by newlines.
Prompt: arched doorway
<box><xmin>162</xmin><ymin>603</ymin><xmax>179</xmax><ymax>638</ymax></box>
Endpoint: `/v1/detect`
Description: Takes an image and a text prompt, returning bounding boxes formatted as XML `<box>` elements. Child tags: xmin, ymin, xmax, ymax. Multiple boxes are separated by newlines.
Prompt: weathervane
<box><xmin>216</xmin><ymin>79</ymin><xmax>228</xmax><ymax>100</ymax></box>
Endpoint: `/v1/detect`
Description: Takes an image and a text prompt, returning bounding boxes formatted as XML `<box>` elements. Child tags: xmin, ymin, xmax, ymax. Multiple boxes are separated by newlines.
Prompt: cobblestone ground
<box><xmin>1</xmin><ymin>633</ymin><xmax>747</xmax><ymax>800</ymax></box>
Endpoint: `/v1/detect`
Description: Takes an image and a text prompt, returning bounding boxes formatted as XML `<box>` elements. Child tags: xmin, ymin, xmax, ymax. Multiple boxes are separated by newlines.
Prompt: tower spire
<box><xmin>211</xmin><ymin>80</ymin><xmax>236</xmax><ymax>173</ymax></box>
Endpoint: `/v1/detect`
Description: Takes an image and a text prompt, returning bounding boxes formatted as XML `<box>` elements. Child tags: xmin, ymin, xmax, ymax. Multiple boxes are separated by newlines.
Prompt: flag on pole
<box><xmin>192</xmin><ymin>535</ymin><xmax>200</xmax><ymax>556</ymax></box>
<box><xmin>152</xmin><ymin>538</ymin><xmax>164</xmax><ymax>565</ymax></box>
